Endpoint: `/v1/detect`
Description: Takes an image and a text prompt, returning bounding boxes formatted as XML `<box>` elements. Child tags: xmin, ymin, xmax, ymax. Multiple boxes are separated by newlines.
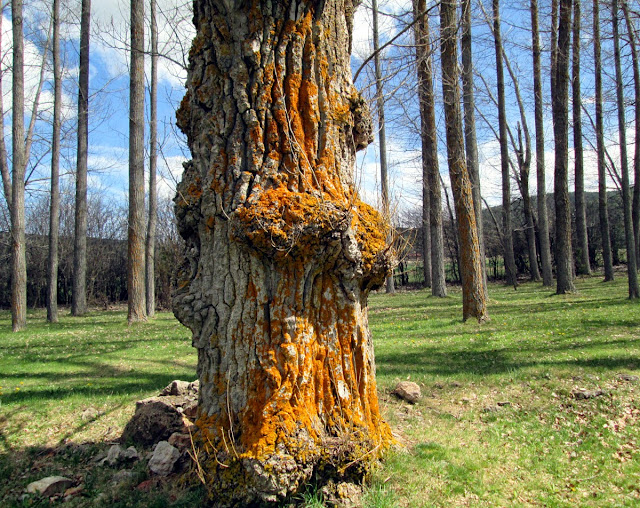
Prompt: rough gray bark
<box><xmin>372</xmin><ymin>0</ymin><xmax>394</xmax><ymax>294</ymax></box>
<box><xmin>47</xmin><ymin>0</ymin><xmax>62</xmax><ymax>323</ymax></box>
<box><xmin>573</xmin><ymin>0</ymin><xmax>590</xmax><ymax>276</ymax></box>
<box><xmin>174</xmin><ymin>0</ymin><xmax>393</xmax><ymax>503</ymax></box>
<box><xmin>493</xmin><ymin>0</ymin><xmax>517</xmax><ymax>287</ymax></box>
<box><xmin>72</xmin><ymin>0</ymin><xmax>90</xmax><ymax>316</ymax></box>
<box><xmin>531</xmin><ymin>0</ymin><xmax>553</xmax><ymax>286</ymax></box>
<box><xmin>413</xmin><ymin>0</ymin><xmax>445</xmax><ymax>296</ymax></box>
<box><xmin>461</xmin><ymin>0</ymin><xmax>487</xmax><ymax>295</ymax></box>
<box><xmin>11</xmin><ymin>0</ymin><xmax>26</xmax><ymax>331</ymax></box>
<box><xmin>128</xmin><ymin>0</ymin><xmax>147</xmax><ymax>323</ymax></box>
<box><xmin>593</xmin><ymin>0</ymin><xmax>615</xmax><ymax>282</ymax></box>
<box><xmin>440</xmin><ymin>0</ymin><xmax>488</xmax><ymax>322</ymax></box>
<box><xmin>622</xmin><ymin>0</ymin><xmax>640</xmax><ymax>267</ymax></box>
<box><xmin>146</xmin><ymin>0</ymin><xmax>158</xmax><ymax>317</ymax></box>
<box><xmin>552</xmin><ymin>0</ymin><xmax>576</xmax><ymax>294</ymax></box>
<box><xmin>612</xmin><ymin>0</ymin><xmax>639</xmax><ymax>298</ymax></box>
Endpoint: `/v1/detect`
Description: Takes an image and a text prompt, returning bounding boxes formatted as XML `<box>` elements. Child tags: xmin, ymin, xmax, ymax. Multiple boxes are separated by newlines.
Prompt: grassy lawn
<box><xmin>1</xmin><ymin>274</ymin><xmax>639</xmax><ymax>506</ymax></box>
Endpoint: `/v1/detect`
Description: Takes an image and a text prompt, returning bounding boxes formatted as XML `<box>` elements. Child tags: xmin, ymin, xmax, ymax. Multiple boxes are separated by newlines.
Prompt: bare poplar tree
<box><xmin>492</xmin><ymin>0</ymin><xmax>517</xmax><ymax>287</ymax></box>
<box><xmin>593</xmin><ymin>0</ymin><xmax>615</xmax><ymax>281</ymax></box>
<box><xmin>413</xmin><ymin>0</ymin><xmax>446</xmax><ymax>297</ymax></box>
<box><xmin>552</xmin><ymin>0</ymin><xmax>576</xmax><ymax>294</ymax></box>
<box><xmin>47</xmin><ymin>0</ymin><xmax>62</xmax><ymax>323</ymax></box>
<box><xmin>10</xmin><ymin>0</ymin><xmax>27</xmax><ymax>331</ymax></box>
<box><xmin>372</xmin><ymin>0</ymin><xmax>394</xmax><ymax>294</ymax></box>
<box><xmin>462</xmin><ymin>0</ymin><xmax>487</xmax><ymax>295</ymax></box>
<box><xmin>440</xmin><ymin>0</ymin><xmax>488</xmax><ymax>321</ymax></box>
<box><xmin>146</xmin><ymin>0</ymin><xmax>158</xmax><ymax>317</ymax></box>
<box><xmin>72</xmin><ymin>0</ymin><xmax>91</xmax><ymax>316</ymax></box>
<box><xmin>573</xmin><ymin>0</ymin><xmax>590</xmax><ymax>276</ymax></box>
<box><xmin>128</xmin><ymin>0</ymin><xmax>147</xmax><ymax>323</ymax></box>
<box><xmin>621</xmin><ymin>0</ymin><xmax>640</xmax><ymax>267</ymax></box>
<box><xmin>531</xmin><ymin>0</ymin><xmax>553</xmax><ymax>286</ymax></box>
<box><xmin>612</xmin><ymin>0</ymin><xmax>639</xmax><ymax>298</ymax></box>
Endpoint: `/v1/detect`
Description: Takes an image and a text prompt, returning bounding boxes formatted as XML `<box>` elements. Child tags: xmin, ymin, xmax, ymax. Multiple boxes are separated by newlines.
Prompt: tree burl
<box><xmin>174</xmin><ymin>0</ymin><xmax>393</xmax><ymax>504</ymax></box>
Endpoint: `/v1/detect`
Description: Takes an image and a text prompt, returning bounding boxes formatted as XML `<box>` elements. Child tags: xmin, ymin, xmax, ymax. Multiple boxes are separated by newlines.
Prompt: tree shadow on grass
<box><xmin>376</xmin><ymin>344</ymin><xmax>640</xmax><ymax>378</ymax></box>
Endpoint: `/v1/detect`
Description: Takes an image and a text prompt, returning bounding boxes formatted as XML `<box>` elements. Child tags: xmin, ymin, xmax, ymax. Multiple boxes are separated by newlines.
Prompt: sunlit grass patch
<box><xmin>367</xmin><ymin>274</ymin><xmax>640</xmax><ymax>507</ymax></box>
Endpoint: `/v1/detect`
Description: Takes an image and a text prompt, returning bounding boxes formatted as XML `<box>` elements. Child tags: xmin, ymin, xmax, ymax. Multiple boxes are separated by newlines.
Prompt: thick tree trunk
<box><xmin>440</xmin><ymin>0</ymin><xmax>488</xmax><ymax>322</ymax></box>
<box><xmin>531</xmin><ymin>0</ymin><xmax>553</xmax><ymax>286</ymax></box>
<box><xmin>174</xmin><ymin>0</ymin><xmax>393</xmax><ymax>503</ymax></box>
<box><xmin>128</xmin><ymin>0</ymin><xmax>147</xmax><ymax>323</ymax></box>
<box><xmin>372</xmin><ymin>0</ymin><xmax>394</xmax><ymax>294</ymax></box>
<box><xmin>146</xmin><ymin>0</ymin><xmax>158</xmax><ymax>317</ymax></box>
<box><xmin>413</xmin><ymin>0</ymin><xmax>445</xmax><ymax>296</ymax></box>
<box><xmin>72</xmin><ymin>0</ymin><xmax>90</xmax><ymax>316</ymax></box>
<box><xmin>493</xmin><ymin>0</ymin><xmax>517</xmax><ymax>288</ymax></box>
<box><xmin>462</xmin><ymin>0</ymin><xmax>487</xmax><ymax>296</ymax></box>
<box><xmin>613</xmin><ymin>0</ymin><xmax>639</xmax><ymax>298</ymax></box>
<box><xmin>552</xmin><ymin>0</ymin><xmax>576</xmax><ymax>294</ymax></box>
<box><xmin>47</xmin><ymin>0</ymin><xmax>62</xmax><ymax>323</ymax></box>
<box><xmin>622</xmin><ymin>0</ymin><xmax>640</xmax><ymax>267</ymax></box>
<box><xmin>11</xmin><ymin>0</ymin><xmax>26</xmax><ymax>331</ymax></box>
<box><xmin>593</xmin><ymin>0</ymin><xmax>615</xmax><ymax>281</ymax></box>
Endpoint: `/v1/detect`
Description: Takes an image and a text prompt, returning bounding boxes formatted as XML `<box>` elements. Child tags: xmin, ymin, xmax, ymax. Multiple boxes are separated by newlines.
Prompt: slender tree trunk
<box><xmin>462</xmin><ymin>0</ymin><xmax>487</xmax><ymax>296</ymax></box>
<box><xmin>440</xmin><ymin>0</ymin><xmax>488</xmax><ymax>322</ymax></box>
<box><xmin>372</xmin><ymin>0</ymin><xmax>394</xmax><ymax>294</ymax></box>
<box><xmin>0</xmin><ymin>11</ymin><xmax>11</xmax><ymax>210</ymax></box>
<box><xmin>146</xmin><ymin>0</ymin><xmax>158</xmax><ymax>317</ymax></box>
<box><xmin>552</xmin><ymin>0</ymin><xmax>576</xmax><ymax>294</ymax></box>
<box><xmin>531</xmin><ymin>0</ymin><xmax>553</xmax><ymax>286</ymax></box>
<box><xmin>11</xmin><ymin>0</ymin><xmax>26</xmax><ymax>331</ymax></box>
<box><xmin>594</xmin><ymin>0</ymin><xmax>615</xmax><ymax>281</ymax></box>
<box><xmin>174</xmin><ymin>0</ymin><xmax>392</xmax><ymax>501</ymax></box>
<box><xmin>413</xmin><ymin>0</ymin><xmax>445</xmax><ymax>296</ymax></box>
<box><xmin>613</xmin><ymin>0</ymin><xmax>639</xmax><ymax>298</ymax></box>
<box><xmin>493</xmin><ymin>0</ymin><xmax>517</xmax><ymax>287</ymax></box>
<box><xmin>573</xmin><ymin>0</ymin><xmax>590</xmax><ymax>276</ymax></box>
<box><xmin>622</xmin><ymin>0</ymin><xmax>640</xmax><ymax>267</ymax></box>
<box><xmin>128</xmin><ymin>0</ymin><xmax>147</xmax><ymax>323</ymax></box>
<box><xmin>72</xmin><ymin>0</ymin><xmax>90</xmax><ymax>316</ymax></box>
<box><xmin>47</xmin><ymin>0</ymin><xmax>62</xmax><ymax>323</ymax></box>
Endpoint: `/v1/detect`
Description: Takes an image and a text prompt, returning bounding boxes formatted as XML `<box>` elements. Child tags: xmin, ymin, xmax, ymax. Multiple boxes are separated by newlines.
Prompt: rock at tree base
<box><xmin>159</xmin><ymin>379</ymin><xmax>199</xmax><ymax>397</ymax></box>
<box><xmin>121</xmin><ymin>391</ymin><xmax>196</xmax><ymax>446</ymax></box>
<box><xmin>26</xmin><ymin>476</ymin><xmax>74</xmax><ymax>497</ymax></box>
<box><xmin>100</xmin><ymin>444</ymin><xmax>139</xmax><ymax>466</ymax></box>
<box><xmin>392</xmin><ymin>381</ymin><xmax>422</xmax><ymax>403</ymax></box>
<box><xmin>321</xmin><ymin>481</ymin><xmax>363</xmax><ymax>507</ymax></box>
<box><xmin>148</xmin><ymin>441</ymin><xmax>180</xmax><ymax>476</ymax></box>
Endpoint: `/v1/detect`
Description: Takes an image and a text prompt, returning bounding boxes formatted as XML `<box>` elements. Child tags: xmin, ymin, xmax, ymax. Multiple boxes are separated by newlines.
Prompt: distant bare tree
<box><xmin>146</xmin><ymin>0</ymin><xmax>158</xmax><ymax>317</ymax></box>
<box><xmin>128</xmin><ymin>0</ymin><xmax>147</xmax><ymax>323</ymax></box>
<box><xmin>593</xmin><ymin>0</ymin><xmax>615</xmax><ymax>282</ymax></box>
<box><xmin>47</xmin><ymin>0</ymin><xmax>62</xmax><ymax>323</ymax></box>
<box><xmin>440</xmin><ymin>0</ymin><xmax>488</xmax><ymax>322</ymax></box>
<box><xmin>612</xmin><ymin>0</ymin><xmax>639</xmax><ymax>298</ymax></box>
<box><xmin>531</xmin><ymin>0</ymin><xmax>554</xmax><ymax>286</ymax></box>
<box><xmin>552</xmin><ymin>0</ymin><xmax>576</xmax><ymax>294</ymax></box>
<box><xmin>72</xmin><ymin>0</ymin><xmax>91</xmax><ymax>316</ymax></box>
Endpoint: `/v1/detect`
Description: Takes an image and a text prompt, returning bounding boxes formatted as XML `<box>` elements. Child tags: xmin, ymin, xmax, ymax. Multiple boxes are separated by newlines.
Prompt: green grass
<box><xmin>1</xmin><ymin>274</ymin><xmax>639</xmax><ymax>506</ymax></box>
<box><xmin>368</xmin><ymin>274</ymin><xmax>640</xmax><ymax>507</ymax></box>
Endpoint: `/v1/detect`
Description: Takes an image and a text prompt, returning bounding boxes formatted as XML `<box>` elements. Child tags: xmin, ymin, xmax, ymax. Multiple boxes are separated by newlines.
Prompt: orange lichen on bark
<box><xmin>351</xmin><ymin>198</ymin><xmax>390</xmax><ymax>275</ymax></box>
<box><xmin>233</xmin><ymin>186</ymin><xmax>348</xmax><ymax>258</ymax></box>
